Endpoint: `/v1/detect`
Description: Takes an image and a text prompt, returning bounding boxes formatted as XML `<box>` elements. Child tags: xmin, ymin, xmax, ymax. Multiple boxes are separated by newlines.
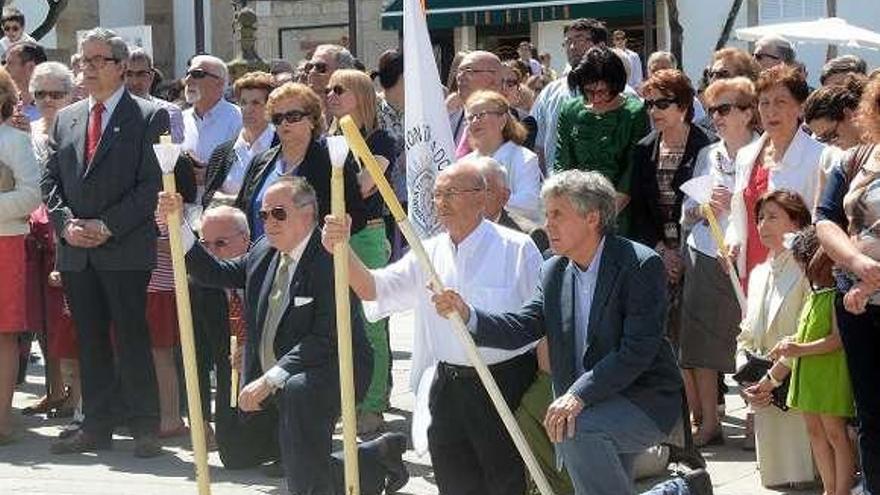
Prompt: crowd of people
<box><xmin>1</xmin><ymin>4</ymin><xmax>880</xmax><ymax>495</ymax></box>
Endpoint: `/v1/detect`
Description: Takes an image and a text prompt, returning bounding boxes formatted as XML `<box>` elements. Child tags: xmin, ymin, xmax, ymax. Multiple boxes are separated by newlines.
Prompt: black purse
<box><xmin>732</xmin><ymin>351</ymin><xmax>790</xmax><ymax>411</ymax></box>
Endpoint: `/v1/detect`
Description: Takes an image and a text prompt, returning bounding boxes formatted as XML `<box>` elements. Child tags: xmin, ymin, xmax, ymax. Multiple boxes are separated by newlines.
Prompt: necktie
<box><xmin>85</xmin><ymin>102</ymin><xmax>104</xmax><ymax>167</ymax></box>
<box><xmin>455</xmin><ymin>124</ymin><xmax>471</xmax><ymax>159</ymax></box>
<box><xmin>260</xmin><ymin>254</ymin><xmax>292</xmax><ymax>372</ymax></box>
<box><xmin>227</xmin><ymin>290</ymin><xmax>246</xmax><ymax>343</ymax></box>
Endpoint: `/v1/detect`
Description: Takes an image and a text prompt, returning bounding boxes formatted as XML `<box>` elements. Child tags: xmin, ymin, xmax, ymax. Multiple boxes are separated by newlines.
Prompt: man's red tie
<box><xmin>85</xmin><ymin>102</ymin><xmax>104</xmax><ymax>166</ymax></box>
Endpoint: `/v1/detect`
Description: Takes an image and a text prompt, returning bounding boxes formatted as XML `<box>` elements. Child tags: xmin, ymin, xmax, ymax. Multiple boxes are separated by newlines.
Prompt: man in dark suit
<box><xmin>162</xmin><ymin>177</ymin><xmax>406</xmax><ymax>494</ymax></box>
<box><xmin>41</xmin><ymin>27</ymin><xmax>168</xmax><ymax>458</ymax></box>
<box><xmin>432</xmin><ymin>170</ymin><xmax>690</xmax><ymax>494</ymax></box>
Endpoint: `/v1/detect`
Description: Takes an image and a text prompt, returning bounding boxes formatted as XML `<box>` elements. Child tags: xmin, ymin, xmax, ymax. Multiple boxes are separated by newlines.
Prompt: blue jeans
<box><xmin>559</xmin><ymin>394</ymin><xmax>670</xmax><ymax>495</ymax></box>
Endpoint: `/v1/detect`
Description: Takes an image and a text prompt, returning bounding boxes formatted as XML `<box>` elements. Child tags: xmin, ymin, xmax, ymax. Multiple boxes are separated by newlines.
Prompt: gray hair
<box><xmin>542</xmin><ymin>170</ymin><xmax>617</xmax><ymax>234</ymax></box>
<box><xmin>470</xmin><ymin>156</ymin><xmax>509</xmax><ymax>189</ymax></box>
<box><xmin>79</xmin><ymin>27</ymin><xmax>129</xmax><ymax>62</ymax></box>
<box><xmin>202</xmin><ymin>205</ymin><xmax>249</xmax><ymax>235</ymax></box>
<box><xmin>756</xmin><ymin>35</ymin><xmax>796</xmax><ymax>64</ymax></box>
<box><xmin>267</xmin><ymin>176</ymin><xmax>319</xmax><ymax>224</ymax></box>
<box><xmin>190</xmin><ymin>54</ymin><xmax>229</xmax><ymax>84</ymax></box>
<box><xmin>29</xmin><ymin>61</ymin><xmax>74</xmax><ymax>95</ymax></box>
<box><xmin>647</xmin><ymin>51</ymin><xmax>677</xmax><ymax>72</ymax></box>
<box><xmin>314</xmin><ymin>44</ymin><xmax>355</xmax><ymax>70</ymax></box>
<box><xmin>128</xmin><ymin>48</ymin><xmax>153</xmax><ymax>69</ymax></box>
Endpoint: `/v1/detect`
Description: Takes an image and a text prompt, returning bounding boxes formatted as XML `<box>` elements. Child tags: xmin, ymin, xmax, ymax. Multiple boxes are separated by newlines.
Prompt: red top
<box><xmin>743</xmin><ymin>156</ymin><xmax>771</xmax><ymax>287</ymax></box>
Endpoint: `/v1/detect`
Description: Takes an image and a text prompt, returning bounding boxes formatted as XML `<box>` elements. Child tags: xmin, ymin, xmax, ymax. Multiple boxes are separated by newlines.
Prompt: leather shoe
<box><xmin>376</xmin><ymin>432</ymin><xmax>409</xmax><ymax>493</ymax></box>
<box><xmin>51</xmin><ymin>430</ymin><xmax>112</xmax><ymax>454</ymax></box>
<box><xmin>683</xmin><ymin>468</ymin><xmax>713</xmax><ymax>495</ymax></box>
<box><xmin>260</xmin><ymin>460</ymin><xmax>284</xmax><ymax>478</ymax></box>
<box><xmin>133</xmin><ymin>434</ymin><xmax>163</xmax><ymax>458</ymax></box>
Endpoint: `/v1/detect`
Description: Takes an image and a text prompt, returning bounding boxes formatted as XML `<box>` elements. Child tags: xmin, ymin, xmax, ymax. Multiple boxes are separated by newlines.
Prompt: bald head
<box><xmin>434</xmin><ymin>161</ymin><xmax>488</xmax><ymax>242</ymax></box>
<box><xmin>456</xmin><ymin>51</ymin><xmax>503</xmax><ymax>101</ymax></box>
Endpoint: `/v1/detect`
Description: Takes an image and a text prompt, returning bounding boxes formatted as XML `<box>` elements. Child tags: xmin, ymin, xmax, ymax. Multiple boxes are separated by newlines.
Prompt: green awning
<box><xmin>381</xmin><ymin>0</ymin><xmax>645</xmax><ymax>31</ymax></box>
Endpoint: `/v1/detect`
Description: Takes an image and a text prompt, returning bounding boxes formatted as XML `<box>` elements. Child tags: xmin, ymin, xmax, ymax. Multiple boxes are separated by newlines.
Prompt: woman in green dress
<box><xmin>750</xmin><ymin>225</ymin><xmax>855</xmax><ymax>495</ymax></box>
<box><xmin>554</xmin><ymin>46</ymin><xmax>649</xmax><ymax>234</ymax></box>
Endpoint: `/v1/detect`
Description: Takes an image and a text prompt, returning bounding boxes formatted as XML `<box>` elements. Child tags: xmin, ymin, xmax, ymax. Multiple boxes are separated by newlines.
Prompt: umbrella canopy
<box><xmin>736</xmin><ymin>17</ymin><xmax>880</xmax><ymax>50</ymax></box>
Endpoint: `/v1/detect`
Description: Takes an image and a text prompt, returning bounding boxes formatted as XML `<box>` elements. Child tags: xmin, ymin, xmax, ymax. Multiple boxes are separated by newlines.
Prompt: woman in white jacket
<box><xmin>463</xmin><ymin>90</ymin><xmax>544</xmax><ymax>224</ymax></box>
<box><xmin>725</xmin><ymin>65</ymin><xmax>824</xmax><ymax>281</ymax></box>
<box><xmin>0</xmin><ymin>66</ymin><xmax>41</xmax><ymax>444</ymax></box>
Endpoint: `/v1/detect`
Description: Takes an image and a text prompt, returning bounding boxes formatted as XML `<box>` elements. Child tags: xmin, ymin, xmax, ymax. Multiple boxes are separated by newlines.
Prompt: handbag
<box><xmin>732</xmin><ymin>351</ymin><xmax>790</xmax><ymax>411</ymax></box>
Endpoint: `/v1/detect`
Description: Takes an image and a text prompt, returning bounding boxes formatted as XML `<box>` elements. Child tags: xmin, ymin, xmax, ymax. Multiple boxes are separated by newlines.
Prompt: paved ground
<box><xmin>0</xmin><ymin>310</ymin><xmax>821</xmax><ymax>495</ymax></box>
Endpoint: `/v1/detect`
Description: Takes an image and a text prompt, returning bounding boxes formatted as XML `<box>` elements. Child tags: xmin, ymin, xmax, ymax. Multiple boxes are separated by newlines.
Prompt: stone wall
<box><xmin>254</xmin><ymin>0</ymin><xmax>399</xmax><ymax>70</ymax></box>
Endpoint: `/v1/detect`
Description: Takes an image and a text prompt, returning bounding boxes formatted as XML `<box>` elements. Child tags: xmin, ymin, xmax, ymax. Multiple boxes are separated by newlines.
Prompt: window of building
<box><xmin>759</xmin><ymin>0</ymin><xmax>825</xmax><ymax>23</ymax></box>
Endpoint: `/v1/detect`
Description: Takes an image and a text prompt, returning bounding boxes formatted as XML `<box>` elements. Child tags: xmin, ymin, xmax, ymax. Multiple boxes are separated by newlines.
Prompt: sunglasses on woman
<box><xmin>34</xmin><ymin>90</ymin><xmax>68</xmax><ymax>100</ymax></box>
<box><xmin>644</xmin><ymin>98</ymin><xmax>677</xmax><ymax>110</ymax></box>
<box><xmin>325</xmin><ymin>85</ymin><xmax>347</xmax><ymax>97</ymax></box>
<box><xmin>707</xmin><ymin>103</ymin><xmax>749</xmax><ymax>117</ymax></box>
<box><xmin>258</xmin><ymin>206</ymin><xmax>288</xmax><ymax>222</ymax></box>
<box><xmin>271</xmin><ymin>109</ymin><xmax>308</xmax><ymax>126</ymax></box>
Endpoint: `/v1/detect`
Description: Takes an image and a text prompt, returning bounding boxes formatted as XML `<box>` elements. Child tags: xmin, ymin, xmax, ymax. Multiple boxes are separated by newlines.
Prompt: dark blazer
<box><xmin>202</xmin><ymin>132</ymin><xmax>280</xmax><ymax>209</ymax></box>
<box><xmin>185</xmin><ymin>227</ymin><xmax>372</xmax><ymax>395</ymax></box>
<box><xmin>41</xmin><ymin>89</ymin><xmax>169</xmax><ymax>272</ymax></box>
<box><xmin>472</xmin><ymin>235</ymin><xmax>683</xmax><ymax>433</ymax></box>
<box><xmin>628</xmin><ymin>124</ymin><xmax>715</xmax><ymax>248</ymax></box>
<box><xmin>234</xmin><ymin>136</ymin><xmax>366</xmax><ymax>235</ymax></box>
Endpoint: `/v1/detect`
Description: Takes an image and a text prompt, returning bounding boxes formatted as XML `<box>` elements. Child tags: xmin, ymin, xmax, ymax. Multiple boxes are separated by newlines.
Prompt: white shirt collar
<box><xmin>195</xmin><ymin>97</ymin><xmax>227</xmax><ymax>121</ymax></box>
<box><xmin>445</xmin><ymin>219</ymin><xmax>491</xmax><ymax>253</ymax></box>
<box><xmin>236</xmin><ymin>124</ymin><xmax>275</xmax><ymax>151</ymax></box>
<box><xmin>570</xmin><ymin>236</ymin><xmax>606</xmax><ymax>276</ymax></box>
<box><xmin>88</xmin><ymin>84</ymin><xmax>125</xmax><ymax>115</ymax></box>
<box><xmin>285</xmin><ymin>230</ymin><xmax>313</xmax><ymax>262</ymax></box>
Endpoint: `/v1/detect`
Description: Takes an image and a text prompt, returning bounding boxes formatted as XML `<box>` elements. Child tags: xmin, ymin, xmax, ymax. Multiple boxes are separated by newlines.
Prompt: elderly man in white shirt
<box><xmin>182</xmin><ymin>55</ymin><xmax>242</xmax><ymax>197</ymax></box>
<box><xmin>322</xmin><ymin>160</ymin><xmax>543</xmax><ymax>495</ymax></box>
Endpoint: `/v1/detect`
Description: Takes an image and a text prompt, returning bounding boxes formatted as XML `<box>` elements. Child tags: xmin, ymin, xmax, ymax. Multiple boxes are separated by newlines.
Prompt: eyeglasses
<box><xmin>582</xmin><ymin>85</ymin><xmax>612</xmax><ymax>101</ymax></box>
<box><xmin>753</xmin><ymin>52</ymin><xmax>781</xmax><ymax>63</ymax></box>
<box><xmin>80</xmin><ymin>55</ymin><xmax>119</xmax><ymax>69</ymax></box>
<box><xmin>432</xmin><ymin>187</ymin><xmax>485</xmax><ymax>200</ymax></box>
<box><xmin>304</xmin><ymin>61</ymin><xmax>328</xmax><ymax>74</ymax></box>
<box><xmin>502</xmin><ymin>78</ymin><xmax>519</xmax><ymax>88</ymax></box>
<box><xmin>457</xmin><ymin>66</ymin><xmax>497</xmax><ymax>76</ymax></box>
<box><xmin>258</xmin><ymin>206</ymin><xmax>288</xmax><ymax>222</ymax></box>
<box><xmin>644</xmin><ymin>98</ymin><xmax>678</xmax><ymax>110</ymax></box>
<box><xmin>125</xmin><ymin>69</ymin><xmax>152</xmax><ymax>78</ymax></box>
<box><xmin>464</xmin><ymin>110</ymin><xmax>505</xmax><ymax>123</ymax></box>
<box><xmin>562</xmin><ymin>36</ymin><xmax>592</xmax><ymax>47</ymax></box>
<box><xmin>324</xmin><ymin>85</ymin><xmax>347</xmax><ymax>97</ymax></box>
<box><xmin>271</xmin><ymin>109</ymin><xmax>308</xmax><ymax>126</ymax></box>
<box><xmin>707</xmin><ymin>103</ymin><xmax>749</xmax><ymax>117</ymax></box>
<box><xmin>186</xmin><ymin>68</ymin><xmax>221</xmax><ymax>80</ymax></box>
<box><xmin>198</xmin><ymin>235</ymin><xmax>242</xmax><ymax>249</ymax></box>
<box><xmin>34</xmin><ymin>90</ymin><xmax>68</xmax><ymax>100</ymax></box>
<box><xmin>2</xmin><ymin>24</ymin><xmax>20</xmax><ymax>33</ymax></box>
<box><xmin>707</xmin><ymin>69</ymin><xmax>732</xmax><ymax>80</ymax></box>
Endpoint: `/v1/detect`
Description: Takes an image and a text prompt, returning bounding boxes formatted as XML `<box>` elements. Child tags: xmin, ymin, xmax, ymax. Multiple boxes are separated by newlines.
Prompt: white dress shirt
<box><xmin>221</xmin><ymin>124</ymin><xmax>275</xmax><ymax>195</ymax></box>
<box><xmin>364</xmin><ymin>219</ymin><xmax>543</xmax><ymax>390</ymax></box>
<box><xmin>465</xmin><ymin>140</ymin><xmax>544</xmax><ymax>223</ymax></box>
<box><xmin>530</xmin><ymin>76</ymin><xmax>577</xmax><ymax>173</ymax></box>
<box><xmin>182</xmin><ymin>98</ymin><xmax>243</xmax><ymax>163</ymax></box>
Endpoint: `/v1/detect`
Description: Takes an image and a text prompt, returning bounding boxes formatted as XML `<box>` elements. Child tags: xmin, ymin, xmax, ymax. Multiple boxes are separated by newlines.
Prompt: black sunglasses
<box><xmin>305</xmin><ymin>62</ymin><xmax>328</xmax><ymax>74</ymax></box>
<box><xmin>199</xmin><ymin>237</ymin><xmax>236</xmax><ymax>249</ymax></box>
<box><xmin>186</xmin><ymin>68</ymin><xmax>221</xmax><ymax>80</ymax></box>
<box><xmin>707</xmin><ymin>103</ymin><xmax>748</xmax><ymax>117</ymax></box>
<box><xmin>258</xmin><ymin>206</ymin><xmax>288</xmax><ymax>222</ymax></box>
<box><xmin>707</xmin><ymin>69</ymin><xmax>731</xmax><ymax>80</ymax></box>
<box><xmin>34</xmin><ymin>90</ymin><xmax>68</xmax><ymax>100</ymax></box>
<box><xmin>271</xmin><ymin>109</ymin><xmax>308</xmax><ymax>126</ymax></box>
<box><xmin>644</xmin><ymin>98</ymin><xmax>677</xmax><ymax>110</ymax></box>
<box><xmin>754</xmin><ymin>53</ymin><xmax>781</xmax><ymax>62</ymax></box>
<box><xmin>324</xmin><ymin>85</ymin><xmax>347</xmax><ymax>97</ymax></box>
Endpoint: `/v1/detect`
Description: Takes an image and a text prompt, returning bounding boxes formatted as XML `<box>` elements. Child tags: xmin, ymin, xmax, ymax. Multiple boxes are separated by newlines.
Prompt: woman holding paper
<box><xmin>678</xmin><ymin>77</ymin><xmax>759</xmax><ymax>446</ymax></box>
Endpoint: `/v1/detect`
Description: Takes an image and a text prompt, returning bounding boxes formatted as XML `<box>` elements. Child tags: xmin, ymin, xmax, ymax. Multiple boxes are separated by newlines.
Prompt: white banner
<box><xmin>403</xmin><ymin>0</ymin><xmax>455</xmax><ymax>238</ymax></box>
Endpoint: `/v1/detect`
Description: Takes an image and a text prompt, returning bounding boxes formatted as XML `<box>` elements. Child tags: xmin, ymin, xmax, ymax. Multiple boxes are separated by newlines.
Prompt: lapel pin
<box><xmin>113</xmin><ymin>126</ymin><xmax>120</xmax><ymax>132</ymax></box>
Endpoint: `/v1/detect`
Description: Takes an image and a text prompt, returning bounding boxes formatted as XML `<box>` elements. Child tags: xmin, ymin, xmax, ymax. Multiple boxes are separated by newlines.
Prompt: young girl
<box><xmin>750</xmin><ymin>225</ymin><xmax>855</xmax><ymax>495</ymax></box>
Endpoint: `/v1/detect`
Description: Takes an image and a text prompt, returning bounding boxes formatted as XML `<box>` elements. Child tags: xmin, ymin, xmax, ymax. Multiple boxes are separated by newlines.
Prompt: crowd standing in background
<box><xmin>2</xmin><ymin>3</ymin><xmax>880</xmax><ymax>495</ymax></box>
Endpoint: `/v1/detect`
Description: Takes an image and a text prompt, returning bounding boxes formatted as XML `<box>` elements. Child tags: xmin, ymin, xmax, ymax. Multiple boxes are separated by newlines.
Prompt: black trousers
<box><xmin>61</xmin><ymin>268</ymin><xmax>158</xmax><ymax>437</ymax></box>
<box><xmin>191</xmin><ymin>286</ymin><xmax>232</xmax><ymax>420</ymax></box>
<box><xmin>428</xmin><ymin>352</ymin><xmax>537</xmax><ymax>495</ymax></box>
<box><xmin>835</xmin><ymin>296</ymin><xmax>880</xmax><ymax>494</ymax></box>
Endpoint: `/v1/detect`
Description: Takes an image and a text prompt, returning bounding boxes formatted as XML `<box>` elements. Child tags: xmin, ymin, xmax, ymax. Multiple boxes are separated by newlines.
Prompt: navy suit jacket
<box><xmin>473</xmin><ymin>235</ymin><xmax>683</xmax><ymax>433</ymax></box>
<box><xmin>41</xmin><ymin>90</ymin><xmax>169</xmax><ymax>271</ymax></box>
<box><xmin>185</xmin><ymin>227</ymin><xmax>372</xmax><ymax>397</ymax></box>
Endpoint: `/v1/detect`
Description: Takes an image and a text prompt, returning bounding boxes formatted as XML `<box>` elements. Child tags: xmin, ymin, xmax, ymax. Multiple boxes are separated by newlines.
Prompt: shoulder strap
<box><xmin>843</xmin><ymin>144</ymin><xmax>877</xmax><ymax>184</ymax></box>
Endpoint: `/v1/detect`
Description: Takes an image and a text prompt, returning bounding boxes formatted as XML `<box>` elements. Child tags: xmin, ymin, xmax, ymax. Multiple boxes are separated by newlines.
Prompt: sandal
<box><xmin>22</xmin><ymin>393</ymin><xmax>69</xmax><ymax>416</ymax></box>
<box><xmin>693</xmin><ymin>425</ymin><xmax>724</xmax><ymax>447</ymax></box>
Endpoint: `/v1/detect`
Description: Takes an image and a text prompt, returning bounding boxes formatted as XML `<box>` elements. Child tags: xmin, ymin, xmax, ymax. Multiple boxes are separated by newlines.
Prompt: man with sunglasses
<box><xmin>161</xmin><ymin>177</ymin><xmax>410</xmax><ymax>495</ymax></box>
<box><xmin>0</xmin><ymin>7</ymin><xmax>35</xmax><ymax>62</ymax></box>
<box><xmin>125</xmin><ymin>49</ymin><xmax>184</xmax><ymax>144</ymax></box>
<box><xmin>322</xmin><ymin>162</ymin><xmax>543</xmax><ymax>495</ymax></box>
<box><xmin>42</xmin><ymin>27</ymin><xmax>170</xmax><ymax>458</ymax></box>
<box><xmin>182</xmin><ymin>55</ymin><xmax>242</xmax><ymax>198</ymax></box>
<box><xmin>305</xmin><ymin>44</ymin><xmax>355</xmax><ymax>104</ymax></box>
<box><xmin>752</xmin><ymin>35</ymin><xmax>796</xmax><ymax>71</ymax></box>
